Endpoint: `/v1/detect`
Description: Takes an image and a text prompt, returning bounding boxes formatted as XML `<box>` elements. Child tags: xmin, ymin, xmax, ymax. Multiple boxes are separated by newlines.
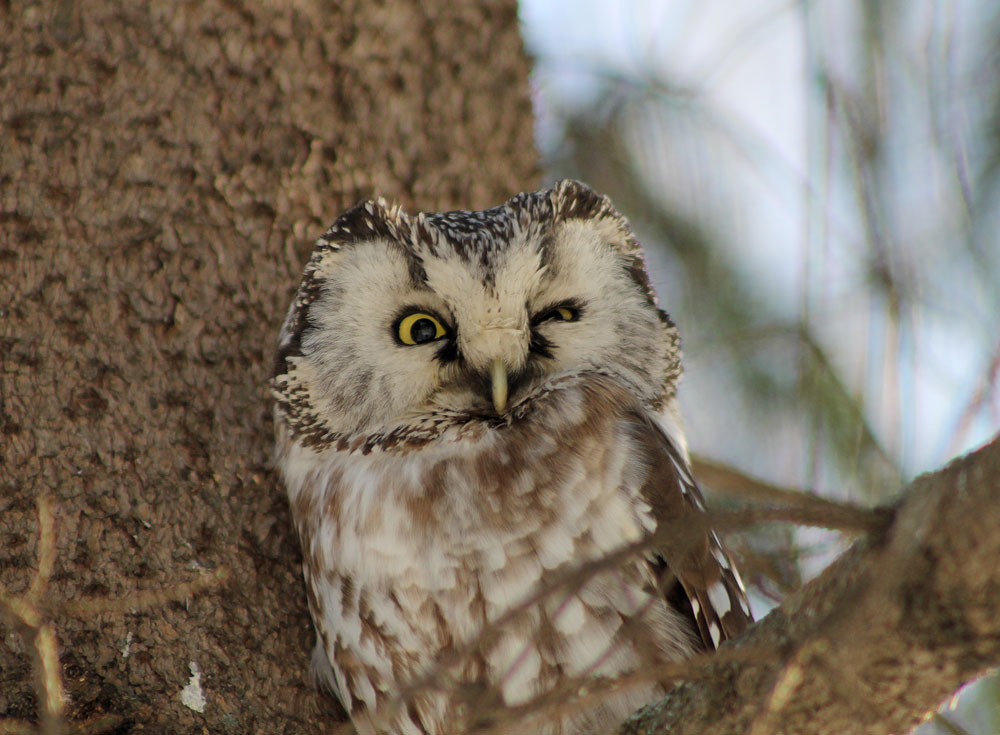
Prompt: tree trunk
<box><xmin>0</xmin><ymin>1</ymin><xmax>537</xmax><ymax>731</ymax></box>
<box><xmin>5</xmin><ymin>3</ymin><xmax>998</xmax><ymax>734</ymax></box>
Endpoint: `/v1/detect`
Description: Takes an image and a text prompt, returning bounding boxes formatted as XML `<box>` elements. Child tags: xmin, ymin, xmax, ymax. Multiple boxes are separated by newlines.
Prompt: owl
<box><xmin>272</xmin><ymin>180</ymin><xmax>752</xmax><ymax>735</ymax></box>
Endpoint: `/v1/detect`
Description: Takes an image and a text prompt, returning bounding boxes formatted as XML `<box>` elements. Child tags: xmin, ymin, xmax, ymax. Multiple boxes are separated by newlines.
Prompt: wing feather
<box><xmin>627</xmin><ymin>410</ymin><xmax>753</xmax><ymax>649</ymax></box>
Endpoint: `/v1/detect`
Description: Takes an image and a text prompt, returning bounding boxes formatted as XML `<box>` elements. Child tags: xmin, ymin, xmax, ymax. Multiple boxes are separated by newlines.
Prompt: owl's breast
<box><xmin>304</xmin><ymin>383</ymin><xmax>651</xmax><ymax>587</ymax></box>
<box><xmin>284</xmin><ymin>379</ymin><xmax>692</xmax><ymax>732</ymax></box>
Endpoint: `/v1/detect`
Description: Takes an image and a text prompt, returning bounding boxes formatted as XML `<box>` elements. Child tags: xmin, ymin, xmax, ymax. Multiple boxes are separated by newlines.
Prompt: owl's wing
<box><xmin>628</xmin><ymin>410</ymin><xmax>753</xmax><ymax>650</ymax></box>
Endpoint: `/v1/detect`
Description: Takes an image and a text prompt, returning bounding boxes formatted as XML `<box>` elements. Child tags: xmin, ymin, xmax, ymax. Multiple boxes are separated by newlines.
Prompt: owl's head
<box><xmin>273</xmin><ymin>180</ymin><xmax>681</xmax><ymax>451</ymax></box>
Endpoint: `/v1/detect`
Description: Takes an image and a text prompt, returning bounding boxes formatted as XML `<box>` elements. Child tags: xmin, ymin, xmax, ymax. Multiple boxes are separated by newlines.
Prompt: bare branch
<box><xmin>692</xmin><ymin>455</ymin><xmax>889</xmax><ymax>535</ymax></box>
<box><xmin>620</xmin><ymin>433</ymin><xmax>1000</xmax><ymax>735</ymax></box>
<box><xmin>59</xmin><ymin>567</ymin><xmax>231</xmax><ymax>617</ymax></box>
<box><xmin>27</xmin><ymin>496</ymin><xmax>56</xmax><ymax>604</ymax></box>
<box><xmin>35</xmin><ymin>624</ymin><xmax>67</xmax><ymax>735</ymax></box>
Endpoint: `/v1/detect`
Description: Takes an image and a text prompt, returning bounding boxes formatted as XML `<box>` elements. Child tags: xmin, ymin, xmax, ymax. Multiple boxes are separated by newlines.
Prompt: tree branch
<box><xmin>691</xmin><ymin>455</ymin><xmax>884</xmax><ymax>535</ymax></box>
<box><xmin>621</xmin><ymin>434</ymin><xmax>1000</xmax><ymax>735</ymax></box>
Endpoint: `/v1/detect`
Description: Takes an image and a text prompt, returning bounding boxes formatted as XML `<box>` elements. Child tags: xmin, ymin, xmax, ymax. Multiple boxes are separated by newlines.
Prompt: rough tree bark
<box><xmin>3</xmin><ymin>2</ymin><xmax>998</xmax><ymax>735</ymax></box>
<box><xmin>1</xmin><ymin>1</ymin><xmax>536</xmax><ymax>731</ymax></box>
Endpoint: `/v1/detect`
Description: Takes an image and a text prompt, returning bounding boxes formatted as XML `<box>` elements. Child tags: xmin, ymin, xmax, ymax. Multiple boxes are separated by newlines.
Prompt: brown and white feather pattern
<box><xmin>273</xmin><ymin>180</ymin><xmax>752</xmax><ymax>734</ymax></box>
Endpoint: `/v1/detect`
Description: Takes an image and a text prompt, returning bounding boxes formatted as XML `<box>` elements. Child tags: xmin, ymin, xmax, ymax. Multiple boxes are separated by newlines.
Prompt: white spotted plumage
<box><xmin>273</xmin><ymin>180</ymin><xmax>752</xmax><ymax>734</ymax></box>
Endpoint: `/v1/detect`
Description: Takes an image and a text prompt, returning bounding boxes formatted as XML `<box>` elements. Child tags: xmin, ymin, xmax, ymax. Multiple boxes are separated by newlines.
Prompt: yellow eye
<box><xmin>536</xmin><ymin>305</ymin><xmax>580</xmax><ymax>324</ymax></box>
<box><xmin>533</xmin><ymin>305</ymin><xmax>581</xmax><ymax>325</ymax></box>
<box><xmin>397</xmin><ymin>312</ymin><xmax>447</xmax><ymax>345</ymax></box>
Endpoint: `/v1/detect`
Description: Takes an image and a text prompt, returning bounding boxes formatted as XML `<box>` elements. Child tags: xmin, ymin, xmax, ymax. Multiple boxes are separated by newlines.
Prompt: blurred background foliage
<box><xmin>519</xmin><ymin>1</ymin><xmax>1000</xmax><ymax>732</ymax></box>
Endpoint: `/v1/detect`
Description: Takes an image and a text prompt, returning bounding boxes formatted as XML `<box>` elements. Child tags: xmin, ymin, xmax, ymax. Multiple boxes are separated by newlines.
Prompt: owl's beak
<box><xmin>490</xmin><ymin>358</ymin><xmax>508</xmax><ymax>413</ymax></box>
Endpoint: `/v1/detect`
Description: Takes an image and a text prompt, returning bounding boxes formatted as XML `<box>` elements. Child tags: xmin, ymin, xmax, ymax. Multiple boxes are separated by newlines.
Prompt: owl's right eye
<box><xmin>396</xmin><ymin>312</ymin><xmax>448</xmax><ymax>345</ymax></box>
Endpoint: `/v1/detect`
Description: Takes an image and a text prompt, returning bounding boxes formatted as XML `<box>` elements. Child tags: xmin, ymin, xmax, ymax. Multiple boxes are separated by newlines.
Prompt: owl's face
<box><xmin>274</xmin><ymin>180</ymin><xmax>681</xmax><ymax>449</ymax></box>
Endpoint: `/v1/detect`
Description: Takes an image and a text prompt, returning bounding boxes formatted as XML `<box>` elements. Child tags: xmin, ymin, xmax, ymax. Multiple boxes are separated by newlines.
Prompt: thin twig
<box><xmin>60</xmin><ymin>567</ymin><xmax>231</xmax><ymax>617</ymax></box>
<box><xmin>28</xmin><ymin>496</ymin><xmax>57</xmax><ymax>604</ymax></box>
<box><xmin>692</xmin><ymin>456</ymin><xmax>891</xmax><ymax>535</ymax></box>
<box><xmin>36</xmin><ymin>623</ymin><xmax>67</xmax><ymax>735</ymax></box>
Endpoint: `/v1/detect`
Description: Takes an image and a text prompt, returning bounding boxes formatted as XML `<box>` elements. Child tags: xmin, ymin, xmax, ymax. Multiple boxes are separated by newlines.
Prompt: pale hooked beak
<box><xmin>490</xmin><ymin>358</ymin><xmax>508</xmax><ymax>413</ymax></box>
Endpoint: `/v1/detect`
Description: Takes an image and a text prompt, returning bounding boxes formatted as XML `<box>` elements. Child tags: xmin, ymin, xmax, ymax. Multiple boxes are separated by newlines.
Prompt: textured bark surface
<box><xmin>622</xmin><ymin>435</ymin><xmax>1000</xmax><ymax>735</ymax></box>
<box><xmin>0</xmin><ymin>0</ymin><xmax>537</xmax><ymax>731</ymax></box>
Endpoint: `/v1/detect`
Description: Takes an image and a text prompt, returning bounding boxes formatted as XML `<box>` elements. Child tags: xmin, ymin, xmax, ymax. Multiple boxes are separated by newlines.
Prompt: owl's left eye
<box><xmin>396</xmin><ymin>312</ymin><xmax>448</xmax><ymax>345</ymax></box>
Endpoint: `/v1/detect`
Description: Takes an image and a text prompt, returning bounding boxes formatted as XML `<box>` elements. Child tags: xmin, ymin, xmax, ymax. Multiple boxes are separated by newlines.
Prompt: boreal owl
<box><xmin>272</xmin><ymin>180</ymin><xmax>752</xmax><ymax>735</ymax></box>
